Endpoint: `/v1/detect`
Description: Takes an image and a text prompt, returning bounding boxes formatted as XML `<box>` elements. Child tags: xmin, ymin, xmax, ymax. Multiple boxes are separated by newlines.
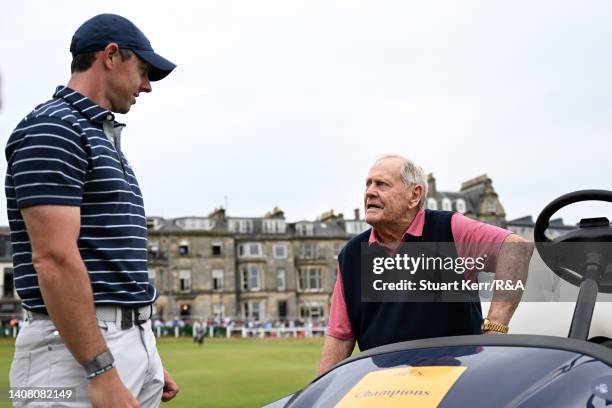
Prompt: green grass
<box><xmin>0</xmin><ymin>336</ymin><xmax>325</xmax><ymax>407</ymax></box>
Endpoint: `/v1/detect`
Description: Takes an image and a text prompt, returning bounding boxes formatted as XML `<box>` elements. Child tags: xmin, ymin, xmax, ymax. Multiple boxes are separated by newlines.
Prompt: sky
<box><xmin>0</xmin><ymin>0</ymin><xmax>610</xmax><ymax>226</ymax></box>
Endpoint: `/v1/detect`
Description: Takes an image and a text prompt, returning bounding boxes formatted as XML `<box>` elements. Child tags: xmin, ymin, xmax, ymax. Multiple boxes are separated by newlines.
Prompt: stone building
<box><xmin>426</xmin><ymin>173</ymin><xmax>506</xmax><ymax>227</ymax></box>
<box><xmin>147</xmin><ymin>207</ymin><xmax>361</xmax><ymax>321</ymax></box>
<box><xmin>146</xmin><ymin>210</ymin><xmax>237</xmax><ymax>321</ymax></box>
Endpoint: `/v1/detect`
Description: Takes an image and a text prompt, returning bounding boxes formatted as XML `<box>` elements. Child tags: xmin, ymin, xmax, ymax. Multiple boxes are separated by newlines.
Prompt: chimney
<box><xmin>354</xmin><ymin>208</ymin><xmax>360</xmax><ymax>220</ymax></box>
<box><xmin>460</xmin><ymin>174</ymin><xmax>490</xmax><ymax>191</ymax></box>
<box><xmin>265</xmin><ymin>206</ymin><xmax>285</xmax><ymax>219</ymax></box>
<box><xmin>208</xmin><ymin>207</ymin><xmax>226</xmax><ymax>222</ymax></box>
<box><xmin>319</xmin><ymin>209</ymin><xmax>336</xmax><ymax>222</ymax></box>
<box><xmin>427</xmin><ymin>173</ymin><xmax>436</xmax><ymax>196</ymax></box>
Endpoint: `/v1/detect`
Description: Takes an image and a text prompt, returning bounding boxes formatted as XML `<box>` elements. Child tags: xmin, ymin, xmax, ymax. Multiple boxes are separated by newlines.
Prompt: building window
<box><xmin>213</xmin><ymin>303</ymin><xmax>225</xmax><ymax>319</ymax></box>
<box><xmin>263</xmin><ymin>219</ymin><xmax>286</xmax><ymax>234</ymax></box>
<box><xmin>148</xmin><ymin>269</ymin><xmax>156</xmax><ymax>289</ymax></box>
<box><xmin>273</xmin><ymin>244</ymin><xmax>287</xmax><ymax>259</ymax></box>
<box><xmin>442</xmin><ymin>197</ymin><xmax>452</xmax><ymax>211</ymax></box>
<box><xmin>242</xmin><ymin>301</ymin><xmax>262</xmax><ymax>321</ymax></box>
<box><xmin>180</xmin><ymin>304</ymin><xmax>191</xmax><ymax>318</ymax></box>
<box><xmin>249</xmin><ymin>268</ymin><xmax>260</xmax><ymax>290</ymax></box>
<box><xmin>3</xmin><ymin>267</ymin><xmax>14</xmax><ymax>297</ymax></box>
<box><xmin>252</xmin><ymin>302</ymin><xmax>261</xmax><ymax>321</ymax></box>
<box><xmin>146</xmin><ymin>217</ymin><xmax>163</xmax><ymax>230</ymax></box>
<box><xmin>179</xmin><ymin>270</ymin><xmax>191</xmax><ymax>292</ymax></box>
<box><xmin>148</xmin><ymin>240</ymin><xmax>159</xmax><ymax>258</ymax></box>
<box><xmin>296</xmin><ymin>223</ymin><xmax>314</xmax><ymax>236</ymax></box>
<box><xmin>178</xmin><ymin>240</ymin><xmax>190</xmax><ymax>256</ymax></box>
<box><xmin>427</xmin><ymin>198</ymin><xmax>438</xmax><ymax>210</ymax></box>
<box><xmin>456</xmin><ymin>198</ymin><xmax>467</xmax><ymax>214</ymax></box>
<box><xmin>276</xmin><ymin>268</ymin><xmax>286</xmax><ymax>291</ymax></box>
<box><xmin>487</xmin><ymin>202</ymin><xmax>497</xmax><ymax>213</ymax></box>
<box><xmin>176</xmin><ymin>218</ymin><xmax>213</xmax><ymax>230</ymax></box>
<box><xmin>156</xmin><ymin>269</ymin><xmax>164</xmax><ymax>291</ymax></box>
<box><xmin>241</xmin><ymin>266</ymin><xmax>261</xmax><ymax>291</ymax></box>
<box><xmin>229</xmin><ymin>219</ymin><xmax>253</xmax><ymax>233</ymax></box>
<box><xmin>333</xmin><ymin>242</ymin><xmax>342</xmax><ymax>259</ymax></box>
<box><xmin>249</xmin><ymin>243</ymin><xmax>261</xmax><ymax>256</ymax></box>
<box><xmin>212</xmin><ymin>241</ymin><xmax>223</xmax><ymax>256</ymax></box>
<box><xmin>298</xmin><ymin>267</ymin><xmax>323</xmax><ymax>292</ymax></box>
<box><xmin>299</xmin><ymin>243</ymin><xmax>317</xmax><ymax>259</ymax></box>
<box><xmin>300</xmin><ymin>303</ymin><xmax>324</xmax><ymax>319</ymax></box>
<box><xmin>2</xmin><ymin>238</ymin><xmax>10</xmax><ymax>258</ymax></box>
<box><xmin>212</xmin><ymin>269</ymin><xmax>224</xmax><ymax>290</ymax></box>
<box><xmin>238</xmin><ymin>243</ymin><xmax>263</xmax><ymax>258</ymax></box>
<box><xmin>277</xmin><ymin>301</ymin><xmax>288</xmax><ymax>320</ymax></box>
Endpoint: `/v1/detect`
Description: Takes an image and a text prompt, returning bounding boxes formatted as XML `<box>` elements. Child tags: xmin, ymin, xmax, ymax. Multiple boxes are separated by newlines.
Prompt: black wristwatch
<box><xmin>83</xmin><ymin>350</ymin><xmax>115</xmax><ymax>379</ymax></box>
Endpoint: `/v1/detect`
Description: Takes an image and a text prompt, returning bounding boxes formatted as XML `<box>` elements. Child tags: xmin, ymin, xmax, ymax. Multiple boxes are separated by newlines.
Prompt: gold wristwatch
<box><xmin>482</xmin><ymin>318</ymin><xmax>509</xmax><ymax>334</ymax></box>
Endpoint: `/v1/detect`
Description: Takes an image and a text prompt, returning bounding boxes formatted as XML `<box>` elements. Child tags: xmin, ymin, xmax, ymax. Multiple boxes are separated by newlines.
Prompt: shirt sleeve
<box><xmin>327</xmin><ymin>265</ymin><xmax>355</xmax><ymax>341</ymax></box>
<box><xmin>451</xmin><ymin>212</ymin><xmax>513</xmax><ymax>274</ymax></box>
<box><xmin>7</xmin><ymin>117</ymin><xmax>89</xmax><ymax>209</ymax></box>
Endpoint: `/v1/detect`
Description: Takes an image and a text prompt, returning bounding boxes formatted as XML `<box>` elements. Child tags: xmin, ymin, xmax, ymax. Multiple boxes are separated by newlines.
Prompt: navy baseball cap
<box><xmin>70</xmin><ymin>13</ymin><xmax>176</xmax><ymax>81</ymax></box>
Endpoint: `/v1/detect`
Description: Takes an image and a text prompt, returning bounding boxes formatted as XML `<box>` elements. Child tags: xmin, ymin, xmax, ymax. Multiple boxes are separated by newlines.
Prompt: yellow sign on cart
<box><xmin>335</xmin><ymin>366</ymin><xmax>466</xmax><ymax>408</ymax></box>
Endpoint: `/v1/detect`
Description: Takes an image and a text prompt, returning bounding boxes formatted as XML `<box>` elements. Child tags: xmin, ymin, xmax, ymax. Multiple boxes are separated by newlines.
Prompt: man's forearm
<box><xmin>488</xmin><ymin>234</ymin><xmax>534</xmax><ymax>325</ymax></box>
<box><xmin>35</xmin><ymin>250</ymin><xmax>108</xmax><ymax>364</ymax></box>
<box><xmin>318</xmin><ymin>335</ymin><xmax>355</xmax><ymax>375</ymax></box>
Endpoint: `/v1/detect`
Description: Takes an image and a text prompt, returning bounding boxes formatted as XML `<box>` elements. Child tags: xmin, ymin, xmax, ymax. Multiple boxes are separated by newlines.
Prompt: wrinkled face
<box><xmin>106</xmin><ymin>53</ymin><xmax>151</xmax><ymax>114</ymax></box>
<box><xmin>364</xmin><ymin>158</ymin><xmax>413</xmax><ymax>228</ymax></box>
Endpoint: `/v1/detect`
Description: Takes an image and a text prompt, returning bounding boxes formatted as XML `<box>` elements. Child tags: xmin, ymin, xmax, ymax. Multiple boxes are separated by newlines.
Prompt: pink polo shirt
<box><xmin>327</xmin><ymin>210</ymin><xmax>513</xmax><ymax>341</ymax></box>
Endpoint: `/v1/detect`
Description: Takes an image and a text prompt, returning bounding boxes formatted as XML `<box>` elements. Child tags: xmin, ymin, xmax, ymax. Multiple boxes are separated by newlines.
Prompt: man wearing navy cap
<box><xmin>7</xmin><ymin>14</ymin><xmax>178</xmax><ymax>407</ymax></box>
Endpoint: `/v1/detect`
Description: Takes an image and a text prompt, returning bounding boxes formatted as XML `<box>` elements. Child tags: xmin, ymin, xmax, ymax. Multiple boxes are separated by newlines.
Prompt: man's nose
<box><xmin>141</xmin><ymin>77</ymin><xmax>152</xmax><ymax>93</ymax></box>
<box><xmin>365</xmin><ymin>185</ymin><xmax>378</xmax><ymax>197</ymax></box>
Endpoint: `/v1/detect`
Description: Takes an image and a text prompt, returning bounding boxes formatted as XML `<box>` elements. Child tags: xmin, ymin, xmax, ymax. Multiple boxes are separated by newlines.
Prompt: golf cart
<box><xmin>264</xmin><ymin>189</ymin><xmax>612</xmax><ymax>407</ymax></box>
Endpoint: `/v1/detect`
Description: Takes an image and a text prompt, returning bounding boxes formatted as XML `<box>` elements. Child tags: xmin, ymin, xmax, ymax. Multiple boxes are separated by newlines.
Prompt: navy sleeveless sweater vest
<box><xmin>338</xmin><ymin>209</ymin><xmax>483</xmax><ymax>351</ymax></box>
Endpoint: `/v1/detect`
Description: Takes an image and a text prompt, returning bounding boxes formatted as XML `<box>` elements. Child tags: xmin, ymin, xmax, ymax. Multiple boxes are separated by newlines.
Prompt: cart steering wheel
<box><xmin>534</xmin><ymin>189</ymin><xmax>612</xmax><ymax>291</ymax></box>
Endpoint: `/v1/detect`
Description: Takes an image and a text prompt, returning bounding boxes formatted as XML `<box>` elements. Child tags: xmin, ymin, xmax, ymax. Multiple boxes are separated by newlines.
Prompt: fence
<box><xmin>152</xmin><ymin>324</ymin><xmax>327</xmax><ymax>339</ymax></box>
<box><xmin>1</xmin><ymin>324</ymin><xmax>327</xmax><ymax>339</ymax></box>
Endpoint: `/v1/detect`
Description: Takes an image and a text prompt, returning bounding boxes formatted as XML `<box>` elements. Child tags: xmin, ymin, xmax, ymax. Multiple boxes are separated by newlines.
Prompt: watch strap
<box><xmin>482</xmin><ymin>318</ymin><xmax>509</xmax><ymax>334</ymax></box>
<box><xmin>83</xmin><ymin>350</ymin><xmax>115</xmax><ymax>379</ymax></box>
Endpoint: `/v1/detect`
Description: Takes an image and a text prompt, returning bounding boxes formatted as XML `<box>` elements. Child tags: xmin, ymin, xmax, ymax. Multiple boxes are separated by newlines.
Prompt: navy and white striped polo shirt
<box><xmin>5</xmin><ymin>86</ymin><xmax>156</xmax><ymax>312</ymax></box>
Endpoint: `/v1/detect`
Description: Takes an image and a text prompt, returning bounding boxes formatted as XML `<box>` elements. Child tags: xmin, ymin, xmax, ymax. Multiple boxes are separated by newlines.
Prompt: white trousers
<box><xmin>9</xmin><ymin>319</ymin><xmax>164</xmax><ymax>407</ymax></box>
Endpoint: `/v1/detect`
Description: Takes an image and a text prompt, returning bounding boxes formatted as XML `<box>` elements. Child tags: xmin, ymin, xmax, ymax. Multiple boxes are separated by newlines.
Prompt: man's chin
<box><xmin>365</xmin><ymin>214</ymin><xmax>380</xmax><ymax>226</ymax></box>
<box><xmin>114</xmin><ymin>106</ymin><xmax>131</xmax><ymax>114</ymax></box>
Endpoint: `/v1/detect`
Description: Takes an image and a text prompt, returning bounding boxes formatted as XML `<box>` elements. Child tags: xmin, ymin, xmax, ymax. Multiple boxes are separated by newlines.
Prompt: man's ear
<box><xmin>101</xmin><ymin>43</ymin><xmax>120</xmax><ymax>70</ymax></box>
<box><xmin>409</xmin><ymin>184</ymin><xmax>424</xmax><ymax>209</ymax></box>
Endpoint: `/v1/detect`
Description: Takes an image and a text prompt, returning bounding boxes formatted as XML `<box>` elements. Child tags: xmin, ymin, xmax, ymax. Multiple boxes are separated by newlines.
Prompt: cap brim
<box><xmin>132</xmin><ymin>49</ymin><xmax>176</xmax><ymax>81</ymax></box>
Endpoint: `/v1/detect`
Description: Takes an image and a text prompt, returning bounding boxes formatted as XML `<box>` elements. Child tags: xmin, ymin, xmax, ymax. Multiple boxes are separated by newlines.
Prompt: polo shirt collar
<box><xmin>53</xmin><ymin>85</ymin><xmax>115</xmax><ymax>123</ymax></box>
<box><xmin>368</xmin><ymin>208</ymin><xmax>425</xmax><ymax>245</ymax></box>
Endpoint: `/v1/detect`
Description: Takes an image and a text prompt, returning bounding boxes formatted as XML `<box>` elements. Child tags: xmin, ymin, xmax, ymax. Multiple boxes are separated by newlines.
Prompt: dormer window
<box><xmin>456</xmin><ymin>198</ymin><xmax>467</xmax><ymax>214</ymax></box>
<box><xmin>442</xmin><ymin>198</ymin><xmax>452</xmax><ymax>211</ymax></box>
<box><xmin>296</xmin><ymin>223</ymin><xmax>314</xmax><ymax>236</ymax></box>
<box><xmin>263</xmin><ymin>219</ymin><xmax>286</xmax><ymax>234</ymax></box>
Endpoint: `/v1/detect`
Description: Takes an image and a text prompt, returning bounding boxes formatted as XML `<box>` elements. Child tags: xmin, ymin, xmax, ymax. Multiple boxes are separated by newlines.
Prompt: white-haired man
<box><xmin>318</xmin><ymin>155</ymin><xmax>533</xmax><ymax>373</ymax></box>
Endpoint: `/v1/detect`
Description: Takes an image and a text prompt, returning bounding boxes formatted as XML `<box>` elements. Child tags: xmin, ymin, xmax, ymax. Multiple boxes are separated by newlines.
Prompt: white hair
<box><xmin>376</xmin><ymin>154</ymin><xmax>428</xmax><ymax>209</ymax></box>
